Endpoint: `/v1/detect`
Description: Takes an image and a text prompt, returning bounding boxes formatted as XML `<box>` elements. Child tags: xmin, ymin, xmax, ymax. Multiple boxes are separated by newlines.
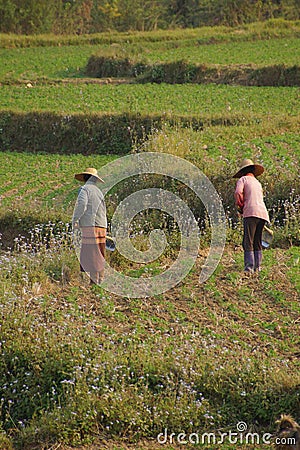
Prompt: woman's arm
<box><xmin>72</xmin><ymin>187</ymin><xmax>88</xmax><ymax>226</ymax></box>
<box><xmin>234</xmin><ymin>178</ymin><xmax>244</xmax><ymax>213</ymax></box>
<box><xmin>235</xmin><ymin>191</ymin><xmax>244</xmax><ymax>209</ymax></box>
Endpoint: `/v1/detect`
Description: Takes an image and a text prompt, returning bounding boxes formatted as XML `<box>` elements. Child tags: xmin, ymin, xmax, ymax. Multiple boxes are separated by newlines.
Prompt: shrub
<box><xmin>85</xmin><ymin>54</ymin><xmax>300</xmax><ymax>86</ymax></box>
<box><xmin>0</xmin><ymin>111</ymin><xmax>157</xmax><ymax>155</ymax></box>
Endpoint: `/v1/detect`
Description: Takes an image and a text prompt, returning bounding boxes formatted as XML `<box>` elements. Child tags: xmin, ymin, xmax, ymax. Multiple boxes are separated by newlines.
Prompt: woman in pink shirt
<box><xmin>233</xmin><ymin>159</ymin><xmax>269</xmax><ymax>274</ymax></box>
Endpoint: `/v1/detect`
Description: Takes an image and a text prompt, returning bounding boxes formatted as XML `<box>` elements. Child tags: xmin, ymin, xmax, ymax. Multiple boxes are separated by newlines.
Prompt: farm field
<box><xmin>0</xmin><ymin>153</ymin><xmax>117</xmax><ymax>220</ymax></box>
<box><xmin>0</xmin><ymin>131</ymin><xmax>299</xmax><ymax>212</ymax></box>
<box><xmin>1</xmin><ymin>84</ymin><xmax>300</xmax><ymax>116</ymax></box>
<box><xmin>1</xmin><ymin>37</ymin><xmax>300</xmax><ymax>83</ymax></box>
<box><xmin>0</xmin><ymin>21</ymin><xmax>299</xmax><ymax>450</ymax></box>
<box><xmin>139</xmin><ymin>37</ymin><xmax>300</xmax><ymax>64</ymax></box>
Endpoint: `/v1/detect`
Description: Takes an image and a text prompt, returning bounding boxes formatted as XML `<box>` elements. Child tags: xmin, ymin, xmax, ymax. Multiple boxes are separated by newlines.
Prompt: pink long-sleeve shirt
<box><xmin>235</xmin><ymin>174</ymin><xmax>269</xmax><ymax>222</ymax></box>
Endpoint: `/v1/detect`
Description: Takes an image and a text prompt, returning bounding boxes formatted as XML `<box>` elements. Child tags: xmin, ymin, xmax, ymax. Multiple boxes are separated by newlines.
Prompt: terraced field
<box><xmin>1</xmin><ymin>36</ymin><xmax>300</xmax><ymax>83</ymax></box>
<box><xmin>1</xmin><ymin>83</ymin><xmax>299</xmax><ymax>115</ymax></box>
<box><xmin>0</xmin><ymin>21</ymin><xmax>299</xmax><ymax>450</ymax></box>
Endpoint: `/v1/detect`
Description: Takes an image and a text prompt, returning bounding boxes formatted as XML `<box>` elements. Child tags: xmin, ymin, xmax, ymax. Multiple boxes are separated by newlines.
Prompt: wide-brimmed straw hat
<box><xmin>74</xmin><ymin>167</ymin><xmax>104</xmax><ymax>183</ymax></box>
<box><xmin>232</xmin><ymin>158</ymin><xmax>264</xmax><ymax>178</ymax></box>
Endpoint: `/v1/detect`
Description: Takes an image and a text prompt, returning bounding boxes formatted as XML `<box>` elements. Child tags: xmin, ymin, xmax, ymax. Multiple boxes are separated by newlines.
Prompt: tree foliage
<box><xmin>0</xmin><ymin>0</ymin><xmax>299</xmax><ymax>34</ymax></box>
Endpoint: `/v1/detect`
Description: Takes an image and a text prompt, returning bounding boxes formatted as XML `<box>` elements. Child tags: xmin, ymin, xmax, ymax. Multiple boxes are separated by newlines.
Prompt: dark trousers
<box><xmin>243</xmin><ymin>217</ymin><xmax>266</xmax><ymax>272</ymax></box>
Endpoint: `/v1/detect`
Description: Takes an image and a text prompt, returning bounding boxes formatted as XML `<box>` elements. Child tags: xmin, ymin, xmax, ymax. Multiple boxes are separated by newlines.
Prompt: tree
<box><xmin>167</xmin><ymin>0</ymin><xmax>201</xmax><ymax>27</ymax></box>
<box><xmin>0</xmin><ymin>0</ymin><xmax>18</xmax><ymax>33</ymax></box>
<box><xmin>0</xmin><ymin>0</ymin><xmax>299</xmax><ymax>34</ymax></box>
<box><xmin>0</xmin><ymin>0</ymin><xmax>57</xmax><ymax>33</ymax></box>
<box><xmin>53</xmin><ymin>0</ymin><xmax>93</xmax><ymax>34</ymax></box>
<box><xmin>112</xmin><ymin>0</ymin><xmax>168</xmax><ymax>31</ymax></box>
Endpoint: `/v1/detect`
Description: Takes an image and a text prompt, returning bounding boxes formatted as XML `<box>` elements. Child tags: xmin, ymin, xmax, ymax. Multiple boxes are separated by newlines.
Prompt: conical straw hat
<box><xmin>233</xmin><ymin>158</ymin><xmax>264</xmax><ymax>178</ymax></box>
<box><xmin>75</xmin><ymin>167</ymin><xmax>104</xmax><ymax>182</ymax></box>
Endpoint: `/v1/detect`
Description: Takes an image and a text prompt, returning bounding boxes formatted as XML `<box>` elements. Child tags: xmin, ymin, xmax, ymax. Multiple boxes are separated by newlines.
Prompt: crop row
<box><xmin>87</xmin><ymin>37</ymin><xmax>300</xmax><ymax>69</ymax></box>
<box><xmin>1</xmin><ymin>84</ymin><xmax>299</xmax><ymax>115</ymax></box>
<box><xmin>0</xmin><ymin>129</ymin><xmax>298</xmax><ymax>226</ymax></box>
<box><xmin>138</xmin><ymin>37</ymin><xmax>300</xmax><ymax>65</ymax></box>
<box><xmin>0</xmin><ymin>152</ymin><xmax>116</xmax><ymax>225</ymax></box>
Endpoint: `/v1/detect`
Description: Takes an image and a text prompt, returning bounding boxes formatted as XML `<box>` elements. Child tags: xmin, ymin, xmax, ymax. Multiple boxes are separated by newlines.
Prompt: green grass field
<box><xmin>89</xmin><ymin>36</ymin><xmax>300</xmax><ymax>68</ymax></box>
<box><xmin>0</xmin><ymin>45</ymin><xmax>94</xmax><ymax>81</ymax></box>
<box><xmin>1</xmin><ymin>36</ymin><xmax>300</xmax><ymax>83</ymax></box>
<box><xmin>1</xmin><ymin>83</ymin><xmax>300</xmax><ymax>115</ymax></box>
<box><xmin>0</xmin><ymin>153</ymin><xmax>117</xmax><ymax>214</ymax></box>
<box><xmin>0</xmin><ymin>22</ymin><xmax>299</xmax><ymax>450</ymax></box>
